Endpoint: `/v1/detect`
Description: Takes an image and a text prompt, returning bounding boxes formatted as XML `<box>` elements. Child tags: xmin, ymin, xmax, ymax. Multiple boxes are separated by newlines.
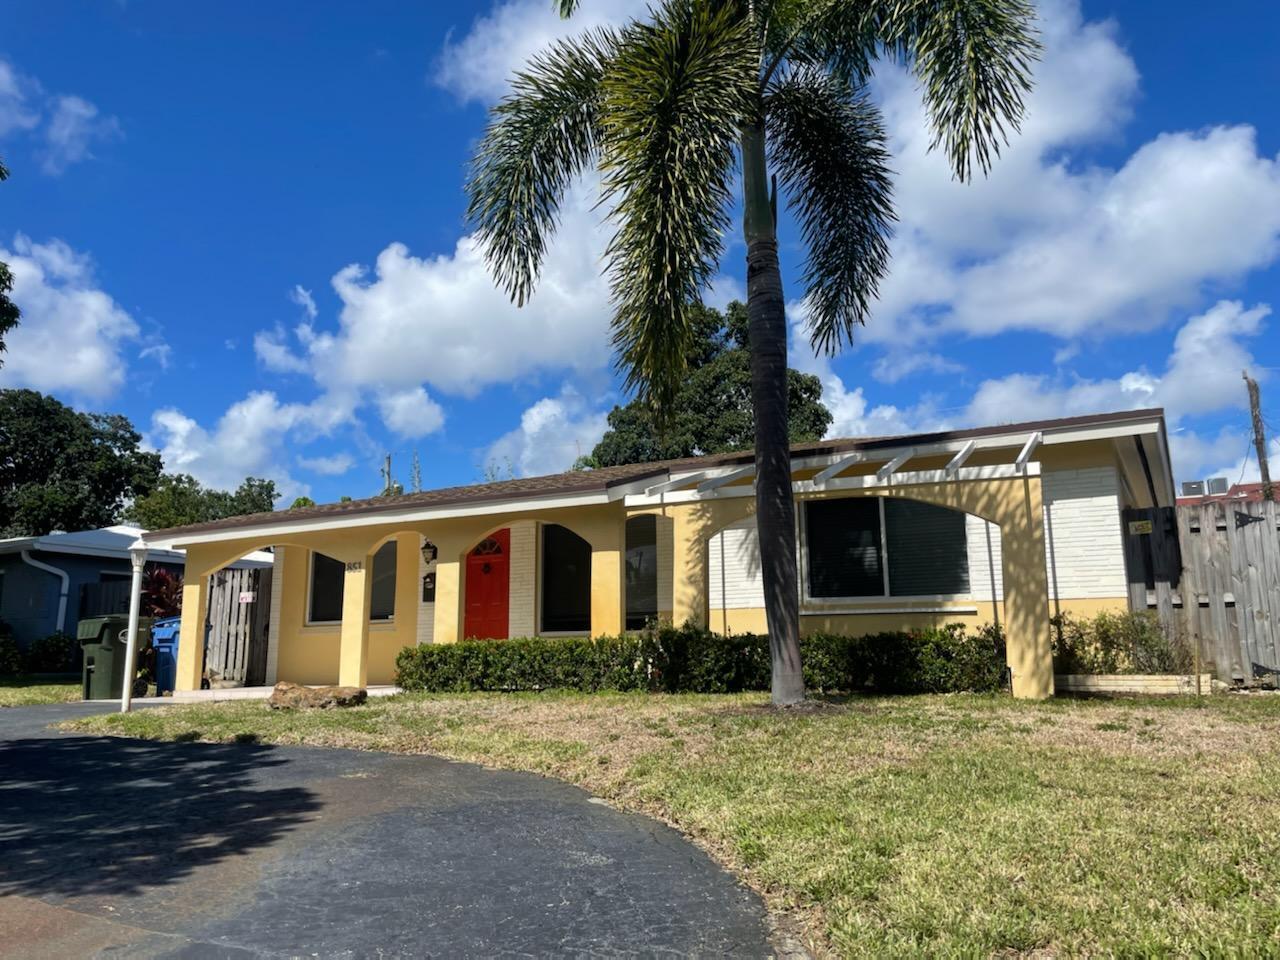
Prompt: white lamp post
<box><xmin>121</xmin><ymin>540</ymin><xmax>148</xmax><ymax>713</ymax></box>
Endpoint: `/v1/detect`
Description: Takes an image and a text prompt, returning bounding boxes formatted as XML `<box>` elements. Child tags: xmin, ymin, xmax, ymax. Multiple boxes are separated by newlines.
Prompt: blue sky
<box><xmin>2</xmin><ymin>0</ymin><xmax>1278</xmax><ymax>505</ymax></box>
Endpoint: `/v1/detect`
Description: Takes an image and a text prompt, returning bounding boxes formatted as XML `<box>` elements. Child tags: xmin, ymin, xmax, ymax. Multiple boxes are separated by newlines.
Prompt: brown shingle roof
<box><xmin>143</xmin><ymin>407</ymin><xmax>1164</xmax><ymax>542</ymax></box>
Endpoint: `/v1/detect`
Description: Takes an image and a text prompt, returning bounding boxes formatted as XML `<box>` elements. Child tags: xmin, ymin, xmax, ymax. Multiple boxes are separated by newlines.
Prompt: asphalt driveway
<box><xmin>0</xmin><ymin>702</ymin><xmax>773</xmax><ymax>959</ymax></box>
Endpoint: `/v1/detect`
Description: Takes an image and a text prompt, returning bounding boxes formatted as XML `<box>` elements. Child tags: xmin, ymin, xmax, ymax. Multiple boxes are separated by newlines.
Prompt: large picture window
<box><xmin>541</xmin><ymin>523</ymin><xmax>591</xmax><ymax>633</ymax></box>
<box><xmin>804</xmin><ymin>498</ymin><xmax>968</xmax><ymax>599</ymax></box>
<box><xmin>308</xmin><ymin>540</ymin><xmax>398</xmax><ymax>624</ymax></box>
<box><xmin>625</xmin><ymin>515</ymin><xmax>658</xmax><ymax>630</ymax></box>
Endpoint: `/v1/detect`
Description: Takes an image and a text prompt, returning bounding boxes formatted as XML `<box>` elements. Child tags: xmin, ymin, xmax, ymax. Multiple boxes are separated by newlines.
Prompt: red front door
<box><xmin>463</xmin><ymin>528</ymin><xmax>510</xmax><ymax>639</ymax></box>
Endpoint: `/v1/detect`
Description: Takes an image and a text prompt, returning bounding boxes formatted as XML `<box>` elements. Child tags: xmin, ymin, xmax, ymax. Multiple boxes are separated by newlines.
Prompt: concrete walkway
<box><xmin>0</xmin><ymin>702</ymin><xmax>774</xmax><ymax>959</ymax></box>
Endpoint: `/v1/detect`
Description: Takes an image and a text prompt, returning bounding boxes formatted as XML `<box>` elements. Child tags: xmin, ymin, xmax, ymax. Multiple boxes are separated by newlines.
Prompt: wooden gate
<box><xmin>204</xmin><ymin>567</ymin><xmax>273</xmax><ymax>686</ymax></box>
<box><xmin>1128</xmin><ymin>501</ymin><xmax>1280</xmax><ymax>681</ymax></box>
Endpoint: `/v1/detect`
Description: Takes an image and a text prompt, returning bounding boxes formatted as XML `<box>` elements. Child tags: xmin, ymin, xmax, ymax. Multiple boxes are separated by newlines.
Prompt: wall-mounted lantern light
<box><xmin>421</xmin><ymin>540</ymin><xmax>438</xmax><ymax>565</ymax></box>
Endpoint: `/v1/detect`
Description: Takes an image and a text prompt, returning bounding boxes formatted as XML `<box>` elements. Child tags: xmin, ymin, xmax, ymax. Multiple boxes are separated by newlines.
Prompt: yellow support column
<box><xmin>430</xmin><ymin>532</ymin><xmax>470</xmax><ymax>644</ymax></box>
<box><xmin>999</xmin><ymin>475</ymin><xmax>1055</xmax><ymax>699</ymax></box>
<box><xmin>590</xmin><ymin>520</ymin><xmax>624</xmax><ymax>636</ymax></box>
<box><xmin>338</xmin><ymin>560</ymin><xmax>371</xmax><ymax>688</ymax></box>
<box><xmin>175</xmin><ymin>577</ymin><xmax>209</xmax><ymax>692</ymax></box>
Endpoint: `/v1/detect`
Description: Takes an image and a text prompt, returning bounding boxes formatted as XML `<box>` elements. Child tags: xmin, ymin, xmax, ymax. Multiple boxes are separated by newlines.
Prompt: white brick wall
<box><xmin>417</xmin><ymin>535</ymin><xmax>435</xmax><ymax>644</ymax></box>
<box><xmin>508</xmin><ymin>521</ymin><xmax>537</xmax><ymax>637</ymax></box>
<box><xmin>710</xmin><ymin>466</ymin><xmax>1129</xmax><ymax>607</ymax></box>
<box><xmin>265</xmin><ymin>548</ymin><xmax>284</xmax><ymax>682</ymax></box>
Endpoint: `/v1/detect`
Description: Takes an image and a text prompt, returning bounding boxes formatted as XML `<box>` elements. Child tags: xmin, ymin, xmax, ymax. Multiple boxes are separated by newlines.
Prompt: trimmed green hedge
<box><xmin>394</xmin><ymin>623</ymin><xmax>1007</xmax><ymax>695</ymax></box>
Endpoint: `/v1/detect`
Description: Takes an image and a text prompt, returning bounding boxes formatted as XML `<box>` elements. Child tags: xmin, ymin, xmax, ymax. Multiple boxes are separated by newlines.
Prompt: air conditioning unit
<box><xmin>1181</xmin><ymin>480</ymin><xmax>1206</xmax><ymax>496</ymax></box>
<box><xmin>1207</xmin><ymin>477</ymin><xmax>1229</xmax><ymax>495</ymax></box>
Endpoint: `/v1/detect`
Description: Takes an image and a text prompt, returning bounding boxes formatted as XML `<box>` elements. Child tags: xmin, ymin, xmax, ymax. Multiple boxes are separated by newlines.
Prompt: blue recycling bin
<box><xmin>151</xmin><ymin>616</ymin><xmax>181</xmax><ymax>695</ymax></box>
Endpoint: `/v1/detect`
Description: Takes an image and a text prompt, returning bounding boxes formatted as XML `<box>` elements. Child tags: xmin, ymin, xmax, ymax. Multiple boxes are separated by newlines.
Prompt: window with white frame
<box><xmin>804</xmin><ymin>497</ymin><xmax>969</xmax><ymax>599</ymax></box>
<box><xmin>308</xmin><ymin>541</ymin><xmax>397</xmax><ymax>624</ymax></box>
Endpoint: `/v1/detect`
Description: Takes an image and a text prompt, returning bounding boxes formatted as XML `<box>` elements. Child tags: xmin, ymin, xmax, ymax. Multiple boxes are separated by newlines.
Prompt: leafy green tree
<box><xmin>0</xmin><ymin>390</ymin><xmax>162</xmax><ymax>536</ymax></box>
<box><xmin>0</xmin><ymin>159</ymin><xmax>20</xmax><ymax>362</ymax></box>
<box><xmin>126</xmin><ymin>474</ymin><xmax>278</xmax><ymax>530</ymax></box>
<box><xmin>467</xmin><ymin>0</ymin><xmax>1035</xmax><ymax>704</ymax></box>
<box><xmin>591</xmin><ymin>301</ymin><xmax>830</xmax><ymax>466</ymax></box>
<box><xmin>290</xmin><ymin>496</ymin><xmax>317</xmax><ymax>509</ymax></box>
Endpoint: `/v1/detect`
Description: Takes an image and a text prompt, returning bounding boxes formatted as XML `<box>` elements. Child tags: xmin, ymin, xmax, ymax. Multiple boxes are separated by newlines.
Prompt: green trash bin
<box><xmin>79</xmin><ymin>615</ymin><xmax>152</xmax><ymax>700</ymax></box>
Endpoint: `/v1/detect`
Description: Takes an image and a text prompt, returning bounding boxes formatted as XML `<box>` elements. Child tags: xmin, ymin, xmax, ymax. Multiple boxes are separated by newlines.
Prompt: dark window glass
<box><xmin>370</xmin><ymin>540</ymin><xmax>397</xmax><ymax>620</ymax></box>
<box><xmin>309</xmin><ymin>552</ymin><xmax>345</xmax><ymax>622</ymax></box>
<box><xmin>885</xmin><ymin>499</ymin><xmax>969</xmax><ymax>596</ymax></box>
<box><xmin>625</xmin><ymin>515</ymin><xmax>658</xmax><ymax>630</ymax></box>
<box><xmin>542</xmin><ymin>523</ymin><xmax>591</xmax><ymax>632</ymax></box>
<box><xmin>806</xmin><ymin>498</ymin><xmax>883</xmax><ymax>598</ymax></box>
<box><xmin>309</xmin><ymin>542</ymin><xmax>398</xmax><ymax>623</ymax></box>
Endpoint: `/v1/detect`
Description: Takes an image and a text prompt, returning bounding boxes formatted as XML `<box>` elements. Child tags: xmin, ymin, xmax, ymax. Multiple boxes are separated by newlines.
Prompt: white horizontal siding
<box><xmin>967</xmin><ymin>466</ymin><xmax>1127</xmax><ymax>601</ymax></box>
<box><xmin>1041</xmin><ymin>466</ymin><xmax>1127</xmax><ymax>599</ymax></box>
<box><xmin>711</xmin><ymin>465</ymin><xmax>1128</xmax><ymax>608</ymax></box>
<box><xmin>708</xmin><ymin>518</ymin><xmax>765</xmax><ymax>609</ymax></box>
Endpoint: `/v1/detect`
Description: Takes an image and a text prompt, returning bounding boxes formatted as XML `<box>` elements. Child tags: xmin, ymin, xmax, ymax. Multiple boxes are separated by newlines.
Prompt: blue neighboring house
<box><xmin>0</xmin><ymin>524</ymin><xmax>269</xmax><ymax>651</ymax></box>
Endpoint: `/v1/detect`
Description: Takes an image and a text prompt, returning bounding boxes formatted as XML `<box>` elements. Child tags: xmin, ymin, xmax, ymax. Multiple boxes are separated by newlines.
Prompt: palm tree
<box><xmin>467</xmin><ymin>0</ymin><xmax>1037</xmax><ymax>705</ymax></box>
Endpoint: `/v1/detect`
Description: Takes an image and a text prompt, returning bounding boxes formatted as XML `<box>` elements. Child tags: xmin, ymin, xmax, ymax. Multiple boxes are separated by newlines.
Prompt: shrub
<box><xmin>395</xmin><ymin>623</ymin><xmax>1008</xmax><ymax>696</ymax></box>
<box><xmin>24</xmin><ymin>631</ymin><xmax>81</xmax><ymax>674</ymax></box>
<box><xmin>1051</xmin><ymin>611</ymin><xmax>1191</xmax><ymax>675</ymax></box>
<box><xmin>0</xmin><ymin>623</ymin><xmax>21</xmax><ymax>677</ymax></box>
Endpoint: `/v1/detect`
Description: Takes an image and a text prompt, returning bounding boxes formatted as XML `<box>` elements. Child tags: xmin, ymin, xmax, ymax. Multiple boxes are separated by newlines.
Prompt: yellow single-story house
<box><xmin>136</xmin><ymin>408</ymin><xmax>1174</xmax><ymax>700</ymax></box>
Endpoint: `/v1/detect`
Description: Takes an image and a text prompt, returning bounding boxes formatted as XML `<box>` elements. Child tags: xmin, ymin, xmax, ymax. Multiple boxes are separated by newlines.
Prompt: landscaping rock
<box><xmin>267</xmin><ymin>681</ymin><xmax>367</xmax><ymax>710</ymax></box>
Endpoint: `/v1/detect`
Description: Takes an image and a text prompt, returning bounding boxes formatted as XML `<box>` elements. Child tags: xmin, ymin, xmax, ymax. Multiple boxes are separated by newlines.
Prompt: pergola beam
<box><xmin>875</xmin><ymin>448</ymin><xmax>915</xmax><ymax>481</ymax></box>
<box><xmin>813</xmin><ymin>452</ymin><xmax>867</xmax><ymax>485</ymax></box>
<box><xmin>697</xmin><ymin>464</ymin><xmax>755</xmax><ymax>493</ymax></box>
<box><xmin>643</xmin><ymin>471</ymin><xmax>711</xmax><ymax>497</ymax></box>
<box><xmin>945</xmin><ymin>439</ymin><xmax>977</xmax><ymax>477</ymax></box>
<box><xmin>1015</xmin><ymin>432</ymin><xmax>1043</xmax><ymax>469</ymax></box>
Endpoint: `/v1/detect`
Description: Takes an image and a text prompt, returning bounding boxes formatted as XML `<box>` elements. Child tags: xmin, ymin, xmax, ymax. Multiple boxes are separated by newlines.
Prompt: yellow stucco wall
<box><xmin>172</xmin><ymin>460</ymin><xmax>1119</xmax><ymax>700</ymax></box>
<box><xmin>710</xmin><ymin>596</ymin><xmax>1129</xmax><ymax>636</ymax></box>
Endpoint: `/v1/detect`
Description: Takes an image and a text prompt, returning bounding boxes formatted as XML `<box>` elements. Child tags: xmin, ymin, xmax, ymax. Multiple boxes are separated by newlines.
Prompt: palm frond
<box><xmin>886</xmin><ymin>0</ymin><xmax>1038</xmax><ymax>180</ymax></box>
<box><xmin>556</xmin><ymin>0</ymin><xmax>579</xmax><ymax>16</ymax></box>
<box><xmin>767</xmin><ymin>67</ymin><xmax>894</xmax><ymax>354</ymax></box>
<box><xmin>466</xmin><ymin>29</ymin><xmax>618</xmax><ymax>306</ymax></box>
<box><xmin>598</xmin><ymin>0</ymin><xmax>756</xmax><ymax>408</ymax></box>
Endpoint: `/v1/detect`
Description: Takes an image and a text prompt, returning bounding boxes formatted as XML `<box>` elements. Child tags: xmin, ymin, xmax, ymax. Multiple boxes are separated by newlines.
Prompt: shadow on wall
<box><xmin>0</xmin><ymin>736</ymin><xmax>320</xmax><ymax>898</ymax></box>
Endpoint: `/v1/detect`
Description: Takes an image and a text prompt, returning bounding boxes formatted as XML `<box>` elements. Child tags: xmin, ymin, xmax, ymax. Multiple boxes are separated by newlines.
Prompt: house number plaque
<box><xmin>345</xmin><ymin>561</ymin><xmax>363</xmax><ymax>572</ymax></box>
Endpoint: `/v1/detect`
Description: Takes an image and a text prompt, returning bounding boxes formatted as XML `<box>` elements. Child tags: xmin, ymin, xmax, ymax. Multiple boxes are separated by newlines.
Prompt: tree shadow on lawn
<box><xmin>0</xmin><ymin>735</ymin><xmax>320</xmax><ymax>898</ymax></box>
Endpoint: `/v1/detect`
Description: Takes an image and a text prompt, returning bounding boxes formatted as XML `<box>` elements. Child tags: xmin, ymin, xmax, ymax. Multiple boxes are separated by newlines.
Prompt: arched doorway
<box><xmin>464</xmin><ymin>529</ymin><xmax>510</xmax><ymax>639</ymax></box>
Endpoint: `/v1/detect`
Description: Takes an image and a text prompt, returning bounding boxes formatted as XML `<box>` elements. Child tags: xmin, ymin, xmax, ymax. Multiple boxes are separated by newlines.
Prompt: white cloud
<box><xmin>40</xmin><ymin>95</ymin><xmax>121</xmax><ymax>175</ymax></box>
<box><xmin>298</xmin><ymin>452</ymin><xmax>355</xmax><ymax>476</ymax></box>
<box><xmin>0</xmin><ymin>61</ymin><xmax>39</xmax><ymax>136</ymax></box>
<box><xmin>0</xmin><ymin>234</ymin><xmax>139</xmax><ymax>399</ymax></box>
<box><xmin>375</xmin><ymin>386</ymin><xmax>446</xmax><ymax>439</ymax></box>
<box><xmin>253</xmin><ymin>324</ymin><xmax>310</xmax><ymax>374</ymax></box>
<box><xmin>147</xmin><ymin>390</ymin><xmax>357</xmax><ymax>500</ymax></box>
<box><xmin>302</xmin><ymin>179</ymin><xmax>612</xmax><ymax>396</ymax></box>
<box><xmin>0</xmin><ymin>58</ymin><xmax>120</xmax><ymax>175</ymax></box>
<box><xmin>962</xmin><ymin>300</ymin><xmax>1267</xmax><ymax>429</ymax></box>
<box><xmin>486</xmin><ymin>385</ymin><xmax>609</xmax><ymax>477</ymax></box>
<box><xmin>139</xmin><ymin>342</ymin><xmax>172</xmax><ymax>370</ymax></box>
<box><xmin>853</xmin><ymin>0</ymin><xmax>1280</xmax><ymax>347</ymax></box>
<box><xmin>289</xmin><ymin>284</ymin><xmax>318</xmax><ymax>320</ymax></box>
<box><xmin>434</xmin><ymin>0</ymin><xmax>645</xmax><ymax>104</ymax></box>
<box><xmin>871</xmin><ymin>351</ymin><xmax>962</xmax><ymax>384</ymax></box>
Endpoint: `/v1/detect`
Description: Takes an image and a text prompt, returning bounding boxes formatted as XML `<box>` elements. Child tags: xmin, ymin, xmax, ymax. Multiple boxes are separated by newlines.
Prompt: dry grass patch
<box><xmin>66</xmin><ymin>691</ymin><xmax>1280</xmax><ymax>957</ymax></box>
<box><xmin>0</xmin><ymin>677</ymin><xmax>80</xmax><ymax>707</ymax></box>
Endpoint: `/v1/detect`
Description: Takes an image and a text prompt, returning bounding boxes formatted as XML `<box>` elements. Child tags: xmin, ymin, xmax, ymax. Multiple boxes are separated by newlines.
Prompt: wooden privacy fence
<box><xmin>1126</xmin><ymin>501</ymin><xmax>1280</xmax><ymax>681</ymax></box>
<box><xmin>204</xmin><ymin>567</ymin><xmax>273</xmax><ymax>687</ymax></box>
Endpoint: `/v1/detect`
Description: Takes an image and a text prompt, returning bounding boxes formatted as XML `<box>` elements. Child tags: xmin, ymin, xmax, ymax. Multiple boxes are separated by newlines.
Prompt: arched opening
<box><xmin>625</xmin><ymin>515</ymin><xmax>658</xmax><ymax>630</ymax></box>
<box><xmin>464</xmin><ymin>529</ymin><xmax>510</xmax><ymax>639</ymax></box>
<box><xmin>306</xmin><ymin>539</ymin><xmax>398</xmax><ymax>625</ymax></box>
<box><xmin>541</xmin><ymin>523</ymin><xmax>591</xmax><ymax>633</ymax></box>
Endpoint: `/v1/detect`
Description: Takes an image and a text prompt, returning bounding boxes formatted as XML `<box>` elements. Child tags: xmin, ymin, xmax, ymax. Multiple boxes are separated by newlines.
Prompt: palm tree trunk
<box><xmin>741</xmin><ymin>118</ymin><xmax>805</xmax><ymax>706</ymax></box>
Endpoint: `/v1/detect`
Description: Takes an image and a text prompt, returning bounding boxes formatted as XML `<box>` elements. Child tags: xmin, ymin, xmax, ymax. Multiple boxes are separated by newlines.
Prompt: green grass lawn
<box><xmin>67</xmin><ymin>691</ymin><xmax>1280</xmax><ymax>956</ymax></box>
<box><xmin>0</xmin><ymin>676</ymin><xmax>81</xmax><ymax>707</ymax></box>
